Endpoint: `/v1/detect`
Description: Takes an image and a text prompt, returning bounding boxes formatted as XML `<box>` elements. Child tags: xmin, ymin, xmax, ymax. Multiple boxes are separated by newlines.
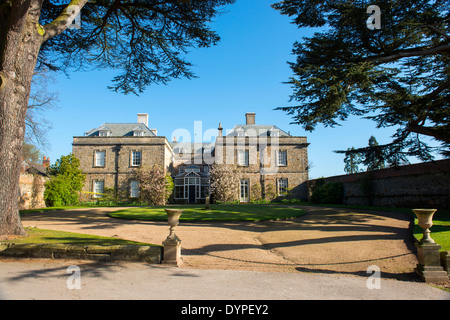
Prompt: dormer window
<box><xmin>133</xmin><ymin>130</ymin><xmax>144</xmax><ymax>136</ymax></box>
<box><xmin>270</xmin><ymin>130</ymin><xmax>280</xmax><ymax>137</ymax></box>
<box><xmin>99</xmin><ymin>130</ymin><xmax>110</xmax><ymax>137</ymax></box>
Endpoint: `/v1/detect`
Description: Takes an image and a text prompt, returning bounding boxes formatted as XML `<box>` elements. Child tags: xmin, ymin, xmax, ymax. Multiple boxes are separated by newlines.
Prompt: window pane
<box><xmin>132</xmin><ymin>151</ymin><xmax>142</xmax><ymax>166</ymax></box>
<box><xmin>95</xmin><ymin>151</ymin><xmax>105</xmax><ymax>167</ymax></box>
<box><xmin>175</xmin><ymin>186</ymin><xmax>184</xmax><ymax>199</ymax></box>
<box><xmin>130</xmin><ymin>180</ymin><xmax>139</xmax><ymax>198</ymax></box>
<box><xmin>238</xmin><ymin>150</ymin><xmax>249</xmax><ymax>166</ymax></box>
<box><xmin>278</xmin><ymin>179</ymin><xmax>288</xmax><ymax>196</ymax></box>
<box><xmin>278</xmin><ymin>150</ymin><xmax>287</xmax><ymax>166</ymax></box>
<box><xmin>93</xmin><ymin>180</ymin><xmax>104</xmax><ymax>198</ymax></box>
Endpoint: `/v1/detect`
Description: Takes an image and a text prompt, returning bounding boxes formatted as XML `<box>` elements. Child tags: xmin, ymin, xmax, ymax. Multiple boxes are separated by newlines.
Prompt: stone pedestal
<box><xmin>415</xmin><ymin>243</ymin><xmax>449</xmax><ymax>283</ymax></box>
<box><xmin>162</xmin><ymin>236</ymin><xmax>183</xmax><ymax>267</ymax></box>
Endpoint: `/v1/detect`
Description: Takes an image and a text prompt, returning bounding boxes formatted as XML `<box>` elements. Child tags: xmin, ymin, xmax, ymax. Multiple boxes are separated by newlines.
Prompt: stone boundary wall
<box><xmin>308</xmin><ymin>159</ymin><xmax>450</xmax><ymax>209</ymax></box>
<box><xmin>0</xmin><ymin>243</ymin><xmax>162</xmax><ymax>263</ymax></box>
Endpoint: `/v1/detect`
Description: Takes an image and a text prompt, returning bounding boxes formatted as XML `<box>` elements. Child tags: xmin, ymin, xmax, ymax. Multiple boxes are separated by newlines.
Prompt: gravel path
<box><xmin>19</xmin><ymin>205</ymin><xmax>420</xmax><ymax>281</ymax></box>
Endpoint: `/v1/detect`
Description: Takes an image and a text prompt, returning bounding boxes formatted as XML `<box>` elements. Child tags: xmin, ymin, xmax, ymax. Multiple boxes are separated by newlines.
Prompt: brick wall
<box><xmin>308</xmin><ymin>159</ymin><xmax>450</xmax><ymax>209</ymax></box>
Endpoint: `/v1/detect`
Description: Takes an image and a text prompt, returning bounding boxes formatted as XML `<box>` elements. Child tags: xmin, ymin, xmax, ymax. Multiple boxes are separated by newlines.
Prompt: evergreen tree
<box><xmin>343</xmin><ymin>147</ymin><xmax>361</xmax><ymax>174</ymax></box>
<box><xmin>273</xmin><ymin>0</ymin><xmax>450</xmax><ymax>163</ymax></box>
<box><xmin>44</xmin><ymin>153</ymin><xmax>85</xmax><ymax>206</ymax></box>
<box><xmin>363</xmin><ymin>136</ymin><xmax>385</xmax><ymax>171</ymax></box>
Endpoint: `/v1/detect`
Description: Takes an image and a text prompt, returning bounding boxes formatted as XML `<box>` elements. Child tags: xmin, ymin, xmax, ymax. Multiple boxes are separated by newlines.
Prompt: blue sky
<box><xmin>40</xmin><ymin>0</ymin><xmax>436</xmax><ymax>179</ymax></box>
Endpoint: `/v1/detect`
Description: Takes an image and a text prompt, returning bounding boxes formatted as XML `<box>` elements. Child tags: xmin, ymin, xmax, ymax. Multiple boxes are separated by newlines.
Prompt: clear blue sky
<box><xmin>41</xmin><ymin>0</ymin><xmax>438</xmax><ymax>179</ymax></box>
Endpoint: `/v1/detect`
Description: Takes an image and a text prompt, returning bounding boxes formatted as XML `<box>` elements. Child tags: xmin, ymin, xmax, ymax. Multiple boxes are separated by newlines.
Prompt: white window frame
<box><xmin>277</xmin><ymin>150</ymin><xmax>287</xmax><ymax>166</ymax></box>
<box><xmin>237</xmin><ymin>150</ymin><xmax>249</xmax><ymax>166</ymax></box>
<box><xmin>99</xmin><ymin>130</ymin><xmax>110</xmax><ymax>137</ymax></box>
<box><xmin>130</xmin><ymin>180</ymin><xmax>140</xmax><ymax>198</ymax></box>
<box><xmin>94</xmin><ymin>150</ymin><xmax>106</xmax><ymax>167</ymax></box>
<box><xmin>131</xmin><ymin>150</ymin><xmax>142</xmax><ymax>167</ymax></box>
<box><xmin>133</xmin><ymin>131</ymin><xmax>144</xmax><ymax>137</ymax></box>
<box><xmin>278</xmin><ymin>178</ymin><xmax>288</xmax><ymax>196</ymax></box>
<box><xmin>93</xmin><ymin>180</ymin><xmax>104</xmax><ymax>198</ymax></box>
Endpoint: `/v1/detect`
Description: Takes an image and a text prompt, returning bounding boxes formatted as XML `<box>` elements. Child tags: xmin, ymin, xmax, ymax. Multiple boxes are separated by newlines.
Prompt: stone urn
<box><xmin>413</xmin><ymin>209</ymin><xmax>437</xmax><ymax>244</ymax></box>
<box><xmin>162</xmin><ymin>209</ymin><xmax>183</xmax><ymax>266</ymax></box>
<box><xmin>164</xmin><ymin>209</ymin><xmax>183</xmax><ymax>240</ymax></box>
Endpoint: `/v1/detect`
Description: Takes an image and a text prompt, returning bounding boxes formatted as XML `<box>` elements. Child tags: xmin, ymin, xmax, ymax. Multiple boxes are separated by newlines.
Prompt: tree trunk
<box><xmin>0</xmin><ymin>0</ymin><xmax>43</xmax><ymax>236</ymax></box>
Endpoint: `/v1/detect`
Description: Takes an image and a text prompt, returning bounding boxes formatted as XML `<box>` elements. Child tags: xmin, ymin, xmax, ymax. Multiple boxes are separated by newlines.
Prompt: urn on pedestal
<box><xmin>162</xmin><ymin>209</ymin><xmax>183</xmax><ymax>266</ymax></box>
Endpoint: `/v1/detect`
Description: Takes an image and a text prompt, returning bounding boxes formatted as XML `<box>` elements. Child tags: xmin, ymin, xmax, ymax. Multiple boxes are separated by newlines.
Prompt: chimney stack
<box><xmin>245</xmin><ymin>112</ymin><xmax>255</xmax><ymax>125</ymax></box>
<box><xmin>137</xmin><ymin>113</ymin><xmax>149</xmax><ymax>127</ymax></box>
<box><xmin>42</xmin><ymin>156</ymin><xmax>50</xmax><ymax>167</ymax></box>
<box><xmin>218</xmin><ymin>123</ymin><xmax>223</xmax><ymax>137</ymax></box>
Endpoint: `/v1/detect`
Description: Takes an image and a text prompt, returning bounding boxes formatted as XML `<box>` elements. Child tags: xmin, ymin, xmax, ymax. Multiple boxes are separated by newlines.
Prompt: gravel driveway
<box><xmin>19</xmin><ymin>205</ymin><xmax>420</xmax><ymax>281</ymax></box>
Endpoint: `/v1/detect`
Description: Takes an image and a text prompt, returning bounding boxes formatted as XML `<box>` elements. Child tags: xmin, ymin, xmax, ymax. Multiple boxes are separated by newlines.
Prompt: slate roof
<box><xmin>84</xmin><ymin>123</ymin><xmax>156</xmax><ymax>137</ymax></box>
<box><xmin>226</xmin><ymin>125</ymin><xmax>290</xmax><ymax>137</ymax></box>
<box><xmin>20</xmin><ymin>161</ymin><xmax>48</xmax><ymax>176</ymax></box>
<box><xmin>170</xmin><ymin>142</ymin><xmax>215</xmax><ymax>154</ymax></box>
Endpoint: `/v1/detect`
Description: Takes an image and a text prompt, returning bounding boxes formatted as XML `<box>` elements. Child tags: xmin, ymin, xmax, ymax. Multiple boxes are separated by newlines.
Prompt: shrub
<box><xmin>311</xmin><ymin>182</ymin><xmax>343</xmax><ymax>204</ymax></box>
<box><xmin>44</xmin><ymin>154</ymin><xmax>85</xmax><ymax>207</ymax></box>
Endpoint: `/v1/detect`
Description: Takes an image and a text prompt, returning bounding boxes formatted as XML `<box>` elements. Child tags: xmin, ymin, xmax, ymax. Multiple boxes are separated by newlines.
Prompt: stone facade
<box><xmin>73</xmin><ymin>136</ymin><xmax>173</xmax><ymax>201</ymax></box>
<box><xmin>215</xmin><ymin>135</ymin><xmax>309</xmax><ymax>201</ymax></box>
<box><xmin>73</xmin><ymin>113</ymin><xmax>309</xmax><ymax>203</ymax></box>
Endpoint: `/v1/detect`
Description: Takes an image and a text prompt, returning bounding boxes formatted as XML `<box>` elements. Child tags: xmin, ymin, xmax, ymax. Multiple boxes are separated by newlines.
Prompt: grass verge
<box><xmin>1</xmin><ymin>227</ymin><xmax>156</xmax><ymax>246</ymax></box>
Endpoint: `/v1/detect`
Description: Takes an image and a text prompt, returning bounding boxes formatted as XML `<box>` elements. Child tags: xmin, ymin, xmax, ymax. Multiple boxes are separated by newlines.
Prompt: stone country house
<box><xmin>72</xmin><ymin>113</ymin><xmax>309</xmax><ymax>203</ymax></box>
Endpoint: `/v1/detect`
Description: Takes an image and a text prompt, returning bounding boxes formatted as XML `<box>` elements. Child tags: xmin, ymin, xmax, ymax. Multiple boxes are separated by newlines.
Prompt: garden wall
<box><xmin>308</xmin><ymin>159</ymin><xmax>450</xmax><ymax>209</ymax></box>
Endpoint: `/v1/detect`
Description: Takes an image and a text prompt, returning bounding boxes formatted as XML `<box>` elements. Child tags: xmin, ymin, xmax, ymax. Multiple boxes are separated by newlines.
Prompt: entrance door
<box><xmin>240</xmin><ymin>180</ymin><xmax>249</xmax><ymax>202</ymax></box>
<box><xmin>189</xmin><ymin>185</ymin><xmax>196</xmax><ymax>203</ymax></box>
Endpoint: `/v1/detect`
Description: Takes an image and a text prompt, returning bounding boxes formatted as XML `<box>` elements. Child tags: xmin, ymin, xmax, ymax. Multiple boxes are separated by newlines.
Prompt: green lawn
<box><xmin>2</xmin><ymin>227</ymin><xmax>156</xmax><ymax>246</ymax></box>
<box><xmin>107</xmin><ymin>204</ymin><xmax>306</xmax><ymax>222</ymax></box>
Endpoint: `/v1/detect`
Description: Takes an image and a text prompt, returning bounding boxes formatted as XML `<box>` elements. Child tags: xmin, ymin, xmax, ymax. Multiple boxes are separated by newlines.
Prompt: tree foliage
<box><xmin>273</xmin><ymin>0</ymin><xmax>450</xmax><ymax>160</ymax></box>
<box><xmin>0</xmin><ymin>0</ymin><xmax>235</xmax><ymax>235</ymax></box>
<box><xmin>363</xmin><ymin>136</ymin><xmax>385</xmax><ymax>171</ymax></box>
<box><xmin>37</xmin><ymin>0</ymin><xmax>236</xmax><ymax>94</ymax></box>
<box><xmin>22</xmin><ymin>143</ymin><xmax>42</xmax><ymax>163</ymax></box>
<box><xmin>210</xmin><ymin>164</ymin><xmax>240</xmax><ymax>203</ymax></box>
<box><xmin>310</xmin><ymin>179</ymin><xmax>343</xmax><ymax>204</ymax></box>
<box><xmin>44</xmin><ymin>153</ymin><xmax>85</xmax><ymax>206</ymax></box>
<box><xmin>341</xmin><ymin>136</ymin><xmax>392</xmax><ymax>172</ymax></box>
<box><xmin>136</xmin><ymin>165</ymin><xmax>173</xmax><ymax>205</ymax></box>
<box><xmin>343</xmin><ymin>147</ymin><xmax>361</xmax><ymax>174</ymax></box>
